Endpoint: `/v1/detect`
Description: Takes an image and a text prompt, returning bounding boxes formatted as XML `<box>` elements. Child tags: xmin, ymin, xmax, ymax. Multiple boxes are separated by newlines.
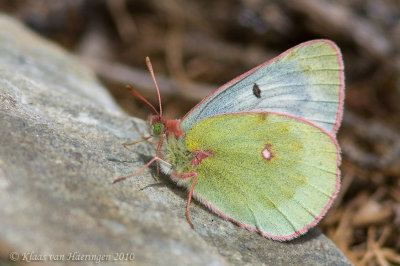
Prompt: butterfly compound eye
<box><xmin>153</xmin><ymin>122</ymin><xmax>164</xmax><ymax>135</ymax></box>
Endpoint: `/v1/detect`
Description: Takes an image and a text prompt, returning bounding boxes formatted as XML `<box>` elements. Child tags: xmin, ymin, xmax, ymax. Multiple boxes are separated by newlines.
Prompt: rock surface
<box><xmin>0</xmin><ymin>14</ymin><xmax>352</xmax><ymax>265</ymax></box>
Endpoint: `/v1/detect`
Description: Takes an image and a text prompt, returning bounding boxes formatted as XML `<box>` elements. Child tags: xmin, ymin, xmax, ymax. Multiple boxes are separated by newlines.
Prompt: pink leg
<box><xmin>182</xmin><ymin>172</ymin><xmax>198</xmax><ymax>229</ymax></box>
<box><xmin>155</xmin><ymin>133</ymin><xmax>166</xmax><ymax>177</ymax></box>
<box><xmin>113</xmin><ymin>156</ymin><xmax>159</xmax><ymax>183</ymax></box>
<box><xmin>122</xmin><ymin>135</ymin><xmax>152</xmax><ymax>147</ymax></box>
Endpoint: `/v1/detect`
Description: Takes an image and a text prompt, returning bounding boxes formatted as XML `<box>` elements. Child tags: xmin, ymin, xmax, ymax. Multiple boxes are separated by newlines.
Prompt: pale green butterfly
<box><xmin>116</xmin><ymin>39</ymin><xmax>344</xmax><ymax>241</ymax></box>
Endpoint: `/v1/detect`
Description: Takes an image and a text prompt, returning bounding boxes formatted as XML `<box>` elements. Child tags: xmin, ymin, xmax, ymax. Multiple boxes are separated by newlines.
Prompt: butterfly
<box><xmin>115</xmin><ymin>39</ymin><xmax>345</xmax><ymax>241</ymax></box>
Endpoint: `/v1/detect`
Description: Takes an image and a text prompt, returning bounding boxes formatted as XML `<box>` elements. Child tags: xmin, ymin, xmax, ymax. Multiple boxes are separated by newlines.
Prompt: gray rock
<box><xmin>0</xmin><ymin>14</ymin><xmax>352</xmax><ymax>266</ymax></box>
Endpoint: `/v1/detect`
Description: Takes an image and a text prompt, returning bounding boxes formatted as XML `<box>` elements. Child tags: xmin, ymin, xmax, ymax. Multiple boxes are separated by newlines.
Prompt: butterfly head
<box><xmin>149</xmin><ymin>114</ymin><xmax>166</xmax><ymax>136</ymax></box>
<box><xmin>149</xmin><ymin>114</ymin><xmax>183</xmax><ymax>138</ymax></box>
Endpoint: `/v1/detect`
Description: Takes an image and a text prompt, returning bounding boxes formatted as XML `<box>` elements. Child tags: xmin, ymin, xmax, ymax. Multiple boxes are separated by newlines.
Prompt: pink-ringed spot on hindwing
<box><xmin>261</xmin><ymin>144</ymin><xmax>274</xmax><ymax>161</ymax></box>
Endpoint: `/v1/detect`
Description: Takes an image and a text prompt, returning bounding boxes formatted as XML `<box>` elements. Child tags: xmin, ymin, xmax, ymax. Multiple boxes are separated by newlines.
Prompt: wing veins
<box><xmin>205</xmin><ymin>157</ymin><xmax>298</xmax><ymax>233</ymax></box>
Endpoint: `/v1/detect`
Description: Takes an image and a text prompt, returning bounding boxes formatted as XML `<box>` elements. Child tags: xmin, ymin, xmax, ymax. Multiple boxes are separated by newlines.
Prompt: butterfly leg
<box><xmin>123</xmin><ymin>135</ymin><xmax>153</xmax><ymax>147</ymax></box>
<box><xmin>113</xmin><ymin>156</ymin><xmax>160</xmax><ymax>183</ymax></box>
<box><xmin>155</xmin><ymin>133</ymin><xmax>166</xmax><ymax>177</ymax></box>
<box><xmin>182</xmin><ymin>172</ymin><xmax>198</xmax><ymax>229</ymax></box>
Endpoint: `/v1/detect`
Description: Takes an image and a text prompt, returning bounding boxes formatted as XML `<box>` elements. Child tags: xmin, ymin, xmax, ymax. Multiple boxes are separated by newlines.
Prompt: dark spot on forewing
<box><xmin>253</xmin><ymin>83</ymin><xmax>261</xmax><ymax>98</ymax></box>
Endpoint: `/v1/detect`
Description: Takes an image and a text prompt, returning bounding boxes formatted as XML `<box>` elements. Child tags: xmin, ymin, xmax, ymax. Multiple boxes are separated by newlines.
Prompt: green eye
<box><xmin>153</xmin><ymin>122</ymin><xmax>163</xmax><ymax>135</ymax></box>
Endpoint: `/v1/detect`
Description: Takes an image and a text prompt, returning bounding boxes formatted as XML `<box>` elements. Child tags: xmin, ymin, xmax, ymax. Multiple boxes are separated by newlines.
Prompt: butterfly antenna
<box><xmin>146</xmin><ymin>57</ymin><xmax>163</xmax><ymax>117</ymax></box>
<box><xmin>125</xmin><ymin>84</ymin><xmax>159</xmax><ymax>116</ymax></box>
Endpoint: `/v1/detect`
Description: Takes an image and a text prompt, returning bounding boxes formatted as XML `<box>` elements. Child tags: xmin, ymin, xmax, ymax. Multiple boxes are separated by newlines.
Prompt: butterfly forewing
<box><xmin>180</xmin><ymin>40</ymin><xmax>344</xmax><ymax>136</ymax></box>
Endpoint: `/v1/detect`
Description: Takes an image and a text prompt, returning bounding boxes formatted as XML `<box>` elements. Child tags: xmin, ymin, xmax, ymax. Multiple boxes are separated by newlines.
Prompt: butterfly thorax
<box><xmin>163</xmin><ymin>135</ymin><xmax>194</xmax><ymax>176</ymax></box>
<box><xmin>163</xmin><ymin>134</ymin><xmax>215</xmax><ymax>184</ymax></box>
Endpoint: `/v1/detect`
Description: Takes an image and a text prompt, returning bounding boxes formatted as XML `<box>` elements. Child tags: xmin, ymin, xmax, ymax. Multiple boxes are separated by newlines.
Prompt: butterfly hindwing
<box><xmin>179</xmin><ymin>112</ymin><xmax>340</xmax><ymax>240</ymax></box>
